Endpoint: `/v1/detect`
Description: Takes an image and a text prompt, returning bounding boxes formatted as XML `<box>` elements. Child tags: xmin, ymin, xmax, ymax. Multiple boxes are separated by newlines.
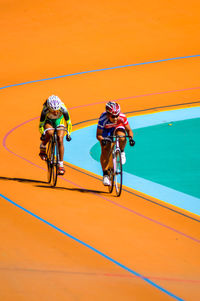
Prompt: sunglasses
<box><xmin>110</xmin><ymin>114</ymin><xmax>119</xmax><ymax>118</ymax></box>
<box><xmin>50</xmin><ymin>109</ymin><xmax>59</xmax><ymax>113</ymax></box>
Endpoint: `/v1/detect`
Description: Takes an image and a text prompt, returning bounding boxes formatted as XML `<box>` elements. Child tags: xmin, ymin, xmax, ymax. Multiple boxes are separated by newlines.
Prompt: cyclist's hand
<box><xmin>129</xmin><ymin>138</ymin><xmax>135</xmax><ymax>146</ymax></box>
<box><xmin>40</xmin><ymin>134</ymin><xmax>45</xmax><ymax>141</ymax></box>
<box><xmin>39</xmin><ymin>126</ymin><xmax>44</xmax><ymax>135</ymax></box>
<box><xmin>101</xmin><ymin>138</ymin><xmax>111</xmax><ymax>146</ymax></box>
<box><xmin>101</xmin><ymin>139</ymin><xmax>107</xmax><ymax>146</ymax></box>
<box><xmin>66</xmin><ymin>134</ymin><xmax>72</xmax><ymax>142</ymax></box>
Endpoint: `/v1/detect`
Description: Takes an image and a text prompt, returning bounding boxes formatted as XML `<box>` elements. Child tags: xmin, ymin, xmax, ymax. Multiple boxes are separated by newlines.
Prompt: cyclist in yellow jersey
<box><xmin>39</xmin><ymin>95</ymin><xmax>72</xmax><ymax>175</ymax></box>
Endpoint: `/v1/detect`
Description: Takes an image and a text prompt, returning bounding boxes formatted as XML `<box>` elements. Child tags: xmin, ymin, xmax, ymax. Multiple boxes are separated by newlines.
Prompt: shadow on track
<box><xmin>35</xmin><ymin>184</ymin><xmax>105</xmax><ymax>194</ymax></box>
<box><xmin>0</xmin><ymin>176</ymin><xmax>106</xmax><ymax>194</ymax></box>
<box><xmin>0</xmin><ymin>176</ymin><xmax>46</xmax><ymax>184</ymax></box>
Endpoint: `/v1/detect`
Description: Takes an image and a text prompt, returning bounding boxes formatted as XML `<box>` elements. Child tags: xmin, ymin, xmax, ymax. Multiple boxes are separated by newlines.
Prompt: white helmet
<box><xmin>47</xmin><ymin>95</ymin><xmax>61</xmax><ymax>110</ymax></box>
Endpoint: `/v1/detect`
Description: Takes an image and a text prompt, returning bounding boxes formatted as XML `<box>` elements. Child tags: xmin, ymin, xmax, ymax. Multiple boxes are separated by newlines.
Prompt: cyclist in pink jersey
<box><xmin>96</xmin><ymin>101</ymin><xmax>135</xmax><ymax>186</ymax></box>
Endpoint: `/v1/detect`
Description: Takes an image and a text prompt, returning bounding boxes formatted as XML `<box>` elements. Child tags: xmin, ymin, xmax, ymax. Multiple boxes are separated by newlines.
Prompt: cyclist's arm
<box><xmin>39</xmin><ymin>107</ymin><xmax>47</xmax><ymax>134</ymax></box>
<box><xmin>62</xmin><ymin>109</ymin><xmax>70</xmax><ymax>122</ymax></box>
<box><xmin>63</xmin><ymin>110</ymin><xmax>72</xmax><ymax>135</ymax></box>
<box><xmin>61</xmin><ymin>104</ymin><xmax>72</xmax><ymax>135</ymax></box>
<box><xmin>96</xmin><ymin>127</ymin><xmax>104</xmax><ymax>142</ymax></box>
<box><xmin>66</xmin><ymin>120</ymin><xmax>72</xmax><ymax>135</ymax></box>
<box><xmin>125</xmin><ymin>123</ymin><xmax>133</xmax><ymax>139</ymax></box>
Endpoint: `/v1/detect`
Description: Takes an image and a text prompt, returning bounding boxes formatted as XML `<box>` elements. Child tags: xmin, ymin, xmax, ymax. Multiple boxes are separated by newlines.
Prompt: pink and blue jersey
<box><xmin>97</xmin><ymin>112</ymin><xmax>129</xmax><ymax>137</ymax></box>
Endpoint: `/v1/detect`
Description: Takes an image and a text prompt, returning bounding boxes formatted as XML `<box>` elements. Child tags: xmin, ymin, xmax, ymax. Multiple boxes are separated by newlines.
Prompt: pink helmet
<box><xmin>47</xmin><ymin>95</ymin><xmax>61</xmax><ymax>111</ymax></box>
<box><xmin>106</xmin><ymin>101</ymin><xmax>120</xmax><ymax>116</ymax></box>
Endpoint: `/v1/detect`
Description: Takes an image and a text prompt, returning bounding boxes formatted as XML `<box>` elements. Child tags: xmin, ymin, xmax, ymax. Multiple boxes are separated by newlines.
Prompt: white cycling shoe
<box><xmin>103</xmin><ymin>175</ymin><xmax>111</xmax><ymax>186</ymax></box>
<box><xmin>121</xmin><ymin>151</ymin><xmax>126</xmax><ymax>165</ymax></box>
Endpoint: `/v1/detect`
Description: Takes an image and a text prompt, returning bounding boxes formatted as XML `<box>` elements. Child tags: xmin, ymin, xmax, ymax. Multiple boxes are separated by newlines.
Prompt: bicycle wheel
<box><xmin>114</xmin><ymin>150</ymin><xmax>122</xmax><ymax>197</ymax></box>
<box><xmin>108</xmin><ymin>168</ymin><xmax>114</xmax><ymax>193</ymax></box>
<box><xmin>46</xmin><ymin>139</ymin><xmax>53</xmax><ymax>183</ymax></box>
<box><xmin>51</xmin><ymin>138</ymin><xmax>59</xmax><ymax>187</ymax></box>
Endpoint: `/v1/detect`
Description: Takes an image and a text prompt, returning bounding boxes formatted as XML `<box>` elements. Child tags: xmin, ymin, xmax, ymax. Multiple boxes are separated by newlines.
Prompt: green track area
<box><xmin>90</xmin><ymin>118</ymin><xmax>200</xmax><ymax>198</ymax></box>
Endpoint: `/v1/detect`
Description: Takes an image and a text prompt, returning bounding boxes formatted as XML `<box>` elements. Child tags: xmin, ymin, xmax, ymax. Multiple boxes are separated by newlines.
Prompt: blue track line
<box><xmin>0</xmin><ymin>193</ymin><xmax>184</xmax><ymax>300</ymax></box>
<box><xmin>0</xmin><ymin>55</ymin><xmax>199</xmax><ymax>90</ymax></box>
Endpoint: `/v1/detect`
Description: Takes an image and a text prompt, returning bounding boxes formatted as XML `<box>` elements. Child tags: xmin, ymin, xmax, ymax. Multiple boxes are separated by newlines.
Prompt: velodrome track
<box><xmin>0</xmin><ymin>1</ymin><xmax>200</xmax><ymax>300</ymax></box>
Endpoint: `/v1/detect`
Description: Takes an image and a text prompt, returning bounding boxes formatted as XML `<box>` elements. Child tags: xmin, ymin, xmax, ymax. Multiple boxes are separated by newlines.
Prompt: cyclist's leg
<box><xmin>57</xmin><ymin>129</ymin><xmax>65</xmax><ymax>160</ymax></box>
<box><xmin>43</xmin><ymin>122</ymin><xmax>54</xmax><ymax>145</ymax></box>
<box><xmin>101</xmin><ymin>143</ymin><xmax>111</xmax><ymax>185</ymax></box>
<box><xmin>57</xmin><ymin>129</ymin><xmax>65</xmax><ymax>175</ymax></box>
<box><xmin>56</xmin><ymin>117</ymin><xmax>66</xmax><ymax>175</ymax></box>
<box><xmin>101</xmin><ymin>128</ymin><xmax>114</xmax><ymax>170</ymax></box>
<box><xmin>101</xmin><ymin>128</ymin><xmax>114</xmax><ymax>185</ymax></box>
<box><xmin>100</xmin><ymin>141</ymin><xmax>112</xmax><ymax>171</ymax></box>
<box><xmin>115</xmin><ymin>126</ymin><xmax>126</xmax><ymax>151</ymax></box>
<box><xmin>39</xmin><ymin>122</ymin><xmax>54</xmax><ymax>160</ymax></box>
<box><xmin>115</xmin><ymin>127</ymin><xmax>126</xmax><ymax>164</ymax></box>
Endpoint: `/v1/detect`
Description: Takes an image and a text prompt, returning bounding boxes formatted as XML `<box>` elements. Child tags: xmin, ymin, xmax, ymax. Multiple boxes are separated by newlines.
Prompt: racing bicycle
<box><xmin>106</xmin><ymin>135</ymin><xmax>134</xmax><ymax>197</ymax></box>
<box><xmin>41</xmin><ymin>126</ymin><xmax>70</xmax><ymax>187</ymax></box>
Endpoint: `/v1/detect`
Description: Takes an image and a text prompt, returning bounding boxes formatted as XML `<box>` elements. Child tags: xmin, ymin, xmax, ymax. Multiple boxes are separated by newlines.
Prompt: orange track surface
<box><xmin>0</xmin><ymin>1</ymin><xmax>200</xmax><ymax>300</ymax></box>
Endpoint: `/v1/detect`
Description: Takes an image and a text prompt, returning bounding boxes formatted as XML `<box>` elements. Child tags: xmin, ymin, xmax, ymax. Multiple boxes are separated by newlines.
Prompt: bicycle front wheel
<box><xmin>114</xmin><ymin>150</ymin><xmax>122</xmax><ymax>197</ymax></box>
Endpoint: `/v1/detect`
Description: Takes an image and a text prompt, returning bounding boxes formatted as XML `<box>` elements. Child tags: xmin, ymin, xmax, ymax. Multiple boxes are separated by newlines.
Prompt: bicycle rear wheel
<box><xmin>46</xmin><ymin>139</ymin><xmax>53</xmax><ymax>183</ymax></box>
<box><xmin>51</xmin><ymin>139</ymin><xmax>58</xmax><ymax>187</ymax></box>
<box><xmin>114</xmin><ymin>150</ymin><xmax>122</xmax><ymax>197</ymax></box>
